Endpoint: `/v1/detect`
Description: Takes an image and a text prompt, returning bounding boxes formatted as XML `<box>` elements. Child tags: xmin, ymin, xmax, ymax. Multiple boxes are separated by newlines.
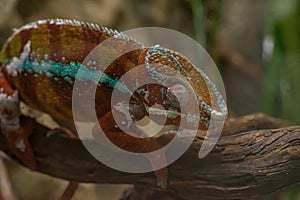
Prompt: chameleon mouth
<box><xmin>135</xmin><ymin>115</ymin><xmax>178</xmax><ymax>138</ymax></box>
<box><xmin>135</xmin><ymin>104</ymin><xmax>200</xmax><ymax>139</ymax></box>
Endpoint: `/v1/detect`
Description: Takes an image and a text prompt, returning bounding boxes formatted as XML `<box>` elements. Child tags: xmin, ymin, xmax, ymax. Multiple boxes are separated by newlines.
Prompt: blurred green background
<box><xmin>0</xmin><ymin>0</ymin><xmax>299</xmax><ymax>199</ymax></box>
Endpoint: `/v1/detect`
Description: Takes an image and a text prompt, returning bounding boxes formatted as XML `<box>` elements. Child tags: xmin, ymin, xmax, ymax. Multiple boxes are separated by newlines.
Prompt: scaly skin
<box><xmin>0</xmin><ymin>19</ymin><xmax>227</xmax><ymax>191</ymax></box>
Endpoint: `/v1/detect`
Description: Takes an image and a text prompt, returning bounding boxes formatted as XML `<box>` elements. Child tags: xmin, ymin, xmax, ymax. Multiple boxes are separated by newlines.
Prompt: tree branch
<box><xmin>0</xmin><ymin>113</ymin><xmax>298</xmax><ymax>200</ymax></box>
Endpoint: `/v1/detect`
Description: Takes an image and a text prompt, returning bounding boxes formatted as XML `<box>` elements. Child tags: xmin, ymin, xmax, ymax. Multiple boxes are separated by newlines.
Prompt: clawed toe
<box><xmin>154</xmin><ymin>167</ymin><xmax>168</xmax><ymax>189</ymax></box>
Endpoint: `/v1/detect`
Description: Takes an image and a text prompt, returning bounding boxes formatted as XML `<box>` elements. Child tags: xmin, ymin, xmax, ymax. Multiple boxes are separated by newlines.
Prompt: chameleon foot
<box><xmin>0</xmin><ymin>93</ymin><xmax>37</xmax><ymax>169</ymax></box>
<box><xmin>154</xmin><ymin>167</ymin><xmax>168</xmax><ymax>189</ymax></box>
<box><xmin>5</xmin><ymin>117</ymin><xmax>37</xmax><ymax>169</ymax></box>
<box><xmin>0</xmin><ymin>74</ymin><xmax>37</xmax><ymax>169</ymax></box>
<box><xmin>148</xmin><ymin>154</ymin><xmax>168</xmax><ymax>189</ymax></box>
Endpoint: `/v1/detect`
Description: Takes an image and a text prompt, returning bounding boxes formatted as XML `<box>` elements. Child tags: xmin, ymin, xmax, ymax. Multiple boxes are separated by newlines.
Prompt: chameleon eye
<box><xmin>167</xmin><ymin>83</ymin><xmax>189</xmax><ymax>107</ymax></box>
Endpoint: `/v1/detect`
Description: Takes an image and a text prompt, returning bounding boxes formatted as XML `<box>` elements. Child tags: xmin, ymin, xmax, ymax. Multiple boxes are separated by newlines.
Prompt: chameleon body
<box><xmin>0</xmin><ymin>19</ymin><xmax>227</xmax><ymax>190</ymax></box>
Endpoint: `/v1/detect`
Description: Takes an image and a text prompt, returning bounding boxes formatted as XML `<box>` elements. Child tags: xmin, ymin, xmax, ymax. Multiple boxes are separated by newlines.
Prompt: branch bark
<box><xmin>0</xmin><ymin>113</ymin><xmax>298</xmax><ymax>200</ymax></box>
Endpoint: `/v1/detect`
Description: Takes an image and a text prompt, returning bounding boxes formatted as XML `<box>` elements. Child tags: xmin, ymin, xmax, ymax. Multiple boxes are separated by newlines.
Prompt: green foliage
<box><xmin>263</xmin><ymin>0</ymin><xmax>300</xmax><ymax>124</ymax></box>
<box><xmin>190</xmin><ymin>0</ymin><xmax>222</xmax><ymax>64</ymax></box>
<box><xmin>262</xmin><ymin>1</ymin><xmax>300</xmax><ymax>199</ymax></box>
<box><xmin>190</xmin><ymin>0</ymin><xmax>206</xmax><ymax>46</ymax></box>
<box><xmin>191</xmin><ymin>1</ymin><xmax>300</xmax><ymax>199</ymax></box>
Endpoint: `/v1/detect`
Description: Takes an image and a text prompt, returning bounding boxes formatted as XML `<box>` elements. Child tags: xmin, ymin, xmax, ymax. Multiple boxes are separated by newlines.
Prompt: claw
<box><xmin>155</xmin><ymin>167</ymin><xmax>168</xmax><ymax>189</ymax></box>
<box><xmin>148</xmin><ymin>153</ymin><xmax>168</xmax><ymax>189</ymax></box>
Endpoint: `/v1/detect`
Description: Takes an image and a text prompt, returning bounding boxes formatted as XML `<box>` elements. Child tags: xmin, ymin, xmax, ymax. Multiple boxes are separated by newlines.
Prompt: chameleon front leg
<box><xmin>148</xmin><ymin>153</ymin><xmax>168</xmax><ymax>189</ymax></box>
<box><xmin>0</xmin><ymin>74</ymin><xmax>37</xmax><ymax>169</ymax></box>
<box><xmin>93</xmin><ymin>110</ymin><xmax>170</xmax><ymax>189</ymax></box>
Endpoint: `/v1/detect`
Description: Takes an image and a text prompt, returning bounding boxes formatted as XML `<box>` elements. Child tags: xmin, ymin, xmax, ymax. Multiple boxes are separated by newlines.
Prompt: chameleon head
<box><xmin>134</xmin><ymin>45</ymin><xmax>228</xmax><ymax>133</ymax></box>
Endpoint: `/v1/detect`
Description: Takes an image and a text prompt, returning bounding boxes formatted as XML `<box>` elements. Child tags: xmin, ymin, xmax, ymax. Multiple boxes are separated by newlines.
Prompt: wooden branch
<box><xmin>0</xmin><ymin>113</ymin><xmax>298</xmax><ymax>200</ymax></box>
